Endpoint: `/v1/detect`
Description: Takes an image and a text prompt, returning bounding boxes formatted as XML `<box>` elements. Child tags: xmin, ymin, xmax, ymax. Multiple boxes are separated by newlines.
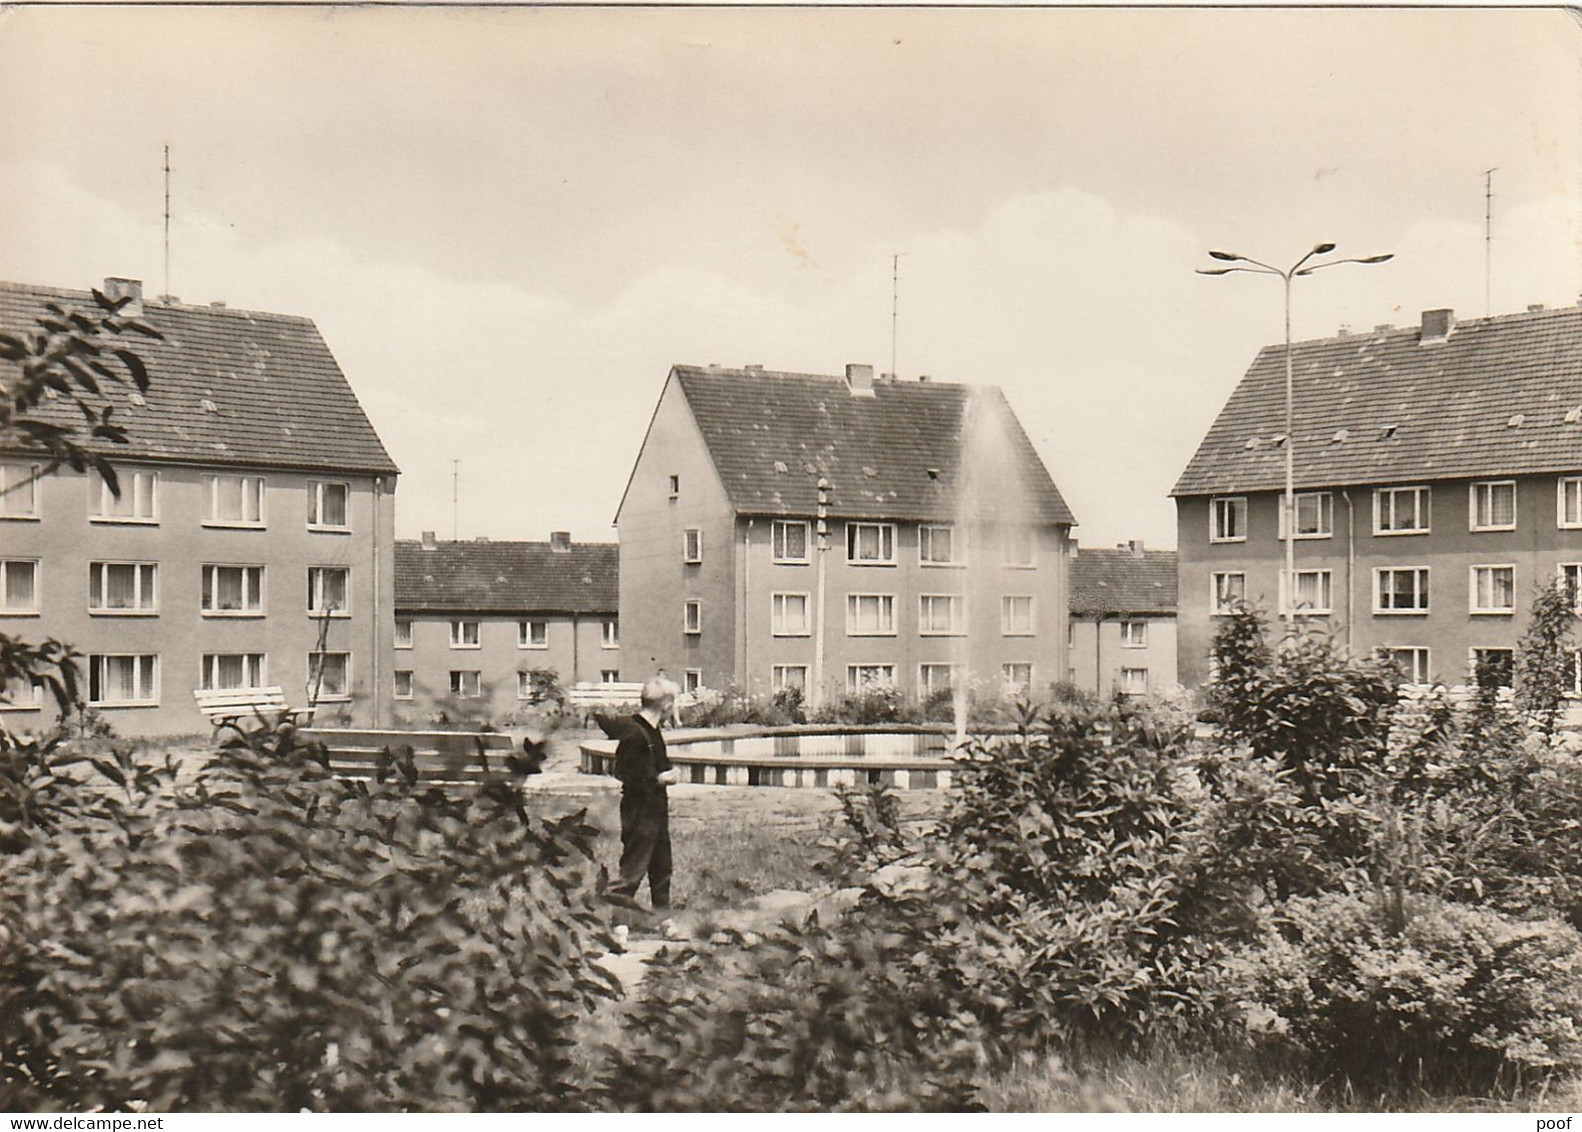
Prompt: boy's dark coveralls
<box><xmin>611</xmin><ymin>712</ymin><xmax>673</xmax><ymax>908</ymax></box>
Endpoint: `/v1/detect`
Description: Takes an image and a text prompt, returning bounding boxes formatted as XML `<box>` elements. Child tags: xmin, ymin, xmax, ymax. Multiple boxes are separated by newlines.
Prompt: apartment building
<box><xmin>1174</xmin><ymin>303</ymin><xmax>1582</xmax><ymax>687</ymax></box>
<box><xmin>615</xmin><ymin>362</ymin><xmax>1076</xmax><ymax>705</ymax></box>
<box><xmin>0</xmin><ymin>277</ymin><xmax>399</xmax><ymax>735</ymax></box>
<box><xmin>391</xmin><ymin>531</ymin><xmax>619</xmax><ymax>723</ymax></box>
<box><xmin>1068</xmin><ymin>541</ymin><xmax>1178</xmax><ymax>696</ymax></box>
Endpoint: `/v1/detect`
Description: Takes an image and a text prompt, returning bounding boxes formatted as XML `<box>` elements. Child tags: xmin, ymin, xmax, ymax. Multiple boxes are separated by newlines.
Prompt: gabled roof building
<box><xmin>1068</xmin><ymin>542</ymin><xmax>1179</xmax><ymax>697</ymax></box>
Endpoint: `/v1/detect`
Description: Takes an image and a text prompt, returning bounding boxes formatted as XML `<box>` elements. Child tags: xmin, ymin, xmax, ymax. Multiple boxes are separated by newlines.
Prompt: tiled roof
<box><xmin>1173</xmin><ymin>305</ymin><xmax>1582</xmax><ymax>497</ymax></box>
<box><xmin>1069</xmin><ymin>547</ymin><xmax>1178</xmax><ymax>616</ymax></box>
<box><xmin>394</xmin><ymin>539</ymin><xmax>618</xmax><ymax>614</ymax></box>
<box><xmin>670</xmin><ymin>366</ymin><xmax>1076</xmax><ymax>525</ymax></box>
<box><xmin>0</xmin><ymin>280</ymin><xmax>398</xmax><ymax>476</ymax></box>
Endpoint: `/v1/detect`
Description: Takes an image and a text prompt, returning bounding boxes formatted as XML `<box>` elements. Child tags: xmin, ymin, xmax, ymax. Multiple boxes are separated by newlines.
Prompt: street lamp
<box><xmin>1199</xmin><ymin>243</ymin><xmax>1393</xmax><ymax>632</ymax></box>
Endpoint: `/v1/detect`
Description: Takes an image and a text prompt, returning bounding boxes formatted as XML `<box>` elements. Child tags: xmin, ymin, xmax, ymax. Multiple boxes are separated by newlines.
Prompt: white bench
<box><xmin>194</xmin><ymin>686</ymin><xmax>313</xmax><ymax>729</ymax></box>
<box><xmin>566</xmin><ymin>682</ymin><xmax>701</xmax><ymax>725</ymax></box>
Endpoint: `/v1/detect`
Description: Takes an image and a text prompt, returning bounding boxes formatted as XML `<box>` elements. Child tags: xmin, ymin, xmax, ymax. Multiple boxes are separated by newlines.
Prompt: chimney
<box><xmin>743</xmin><ymin>363</ymin><xmax>763</xmax><ymax>374</ymax></box>
<box><xmin>210</xmin><ymin>300</ymin><xmax>226</xmax><ymax>309</ymax></box>
<box><xmin>475</xmin><ymin>535</ymin><xmax>490</xmax><ymax>543</ymax></box>
<box><xmin>550</xmin><ymin>530</ymin><xmax>572</xmax><ymax>552</ymax></box>
<box><xmin>1119</xmin><ymin>539</ymin><xmax>1145</xmax><ymax>557</ymax></box>
<box><xmin>1420</xmin><ymin>308</ymin><xmax>1455</xmax><ymax>344</ymax></box>
<box><xmin>918</xmin><ymin>374</ymin><xmax>931</xmax><ymax>383</ymax></box>
<box><xmin>1528</xmin><ymin>303</ymin><xmax>1547</xmax><ymax>313</ymax></box>
<box><xmin>420</xmin><ymin>530</ymin><xmax>437</xmax><ymax>550</ymax></box>
<box><xmin>844</xmin><ymin>363</ymin><xmax>875</xmax><ymax>397</ymax></box>
<box><xmin>103</xmin><ymin>277</ymin><xmax>143</xmax><ymax>318</ymax></box>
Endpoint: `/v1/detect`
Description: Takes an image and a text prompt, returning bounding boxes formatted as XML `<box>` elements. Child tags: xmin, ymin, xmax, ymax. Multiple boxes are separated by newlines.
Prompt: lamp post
<box><xmin>1198</xmin><ymin>243</ymin><xmax>1393</xmax><ymax>633</ymax></box>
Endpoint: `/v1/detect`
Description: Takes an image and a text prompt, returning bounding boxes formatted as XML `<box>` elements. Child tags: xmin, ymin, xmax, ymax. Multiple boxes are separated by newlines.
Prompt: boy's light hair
<box><xmin>640</xmin><ymin>677</ymin><xmax>679</xmax><ymax>708</ymax></box>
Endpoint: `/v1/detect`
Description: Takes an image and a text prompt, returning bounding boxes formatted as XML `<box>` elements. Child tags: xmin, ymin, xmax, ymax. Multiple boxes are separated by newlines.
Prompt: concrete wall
<box><xmin>1068</xmin><ymin>614</ymin><xmax>1178</xmax><ymax>697</ymax></box>
<box><xmin>0</xmin><ymin>458</ymin><xmax>394</xmax><ymax>735</ymax></box>
<box><xmin>1177</xmin><ymin>473</ymin><xmax>1582</xmax><ymax>686</ymax></box>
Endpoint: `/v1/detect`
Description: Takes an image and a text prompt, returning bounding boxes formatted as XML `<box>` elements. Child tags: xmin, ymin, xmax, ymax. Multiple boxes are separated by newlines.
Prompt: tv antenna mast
<box><xmin>162</xmin><ymin>144</ymin><xmax>172</xmax><ymax>302</ymax></box>
<box><xmin>452</xmin><ymin>459</ymin><xmax>460</xmax><ymax>541</ymax></box>
<box><xmin>890</xmin><ymin>252</ymin><xmax>904</xmax><ymax>380</ymax></box>
<box><xmin>1484</xmin><ymin>168</ymin><xmax>1497</xmax><ymax>317</ymax></box>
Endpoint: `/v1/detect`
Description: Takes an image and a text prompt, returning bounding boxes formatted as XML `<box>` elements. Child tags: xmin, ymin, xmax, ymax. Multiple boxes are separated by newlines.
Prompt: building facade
<box><xmin>616</xmin><ymin>362</ymin><xmax>1076</xmax><ymax>704</ymax></box>
<box><xmin>0</xmin><ymin>278</ymin><xmax>399</xmax><ymax>736</ymax></box>
<box><xmin>1174</xmin><ymin>304</ymin><xmax>1582</xmax><ymax>688</ymax></box>
<box><xmin>392</xmin><ymin>532</ymin><xmax>619</xmax><ymax>724</ymax></box>
<box><xmin>1068</xmin><ymin>542</ymin><xmax>1178</xmax><ymax>697</ymax></box>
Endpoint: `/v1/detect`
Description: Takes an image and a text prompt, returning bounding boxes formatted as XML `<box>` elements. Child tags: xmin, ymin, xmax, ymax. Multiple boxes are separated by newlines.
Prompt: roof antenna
<box><xmin>890</xmin><ymin>252</ymin><xmax>904</xmax><ymax>381</ymax></box>
<box><xmin>1484</xmin><ymin>167</ymin><xmax>1496</xmax><ymax>317</ymax></box>
<box><xmin>452</xmin><ymin>459</ymin><xmax>460</xmax><ymax>541</ymax></box>
<box><xmin>162</xmin><ymin>144</ymin><xmax>172</xmax><ymax>303</ymax></box>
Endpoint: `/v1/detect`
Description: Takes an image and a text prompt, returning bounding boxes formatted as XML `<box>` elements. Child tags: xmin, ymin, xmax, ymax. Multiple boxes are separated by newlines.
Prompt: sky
<box><xmin>0</xmin><ymin>5</ymin><xmax>1578</xmax><ymax>549</ymax></box>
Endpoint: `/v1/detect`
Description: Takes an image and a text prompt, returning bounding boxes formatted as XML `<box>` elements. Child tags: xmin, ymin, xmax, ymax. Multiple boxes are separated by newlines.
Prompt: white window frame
<box><xmin>0</xmin><ymin>558</ymin><xmax>39</xmax><ymax>616</ymax></box>
<box><xmin>846</xmin><ymin>522</ymin><xmax>897</xmax><ymax>565</ymax></box>
<box><xmin>450</xmin><ymin>620</ymin><xmax>481</xmax><ymax>649</ymax></box>
<box><xmin>1469</xmin><ymin>647</ymin><xmax>1515</xmax><ymax>689</ymax></box>
<box><xmin>394</xmin><ymin>670</ymin><xmax>414</xmax><ymax>700</ymax></box>
<box><xmin>0</xmin><ymin>675</ymin><xmax>43</xmax><ymax>712</ymax></box>
<box><xmin>1002</xmin><ymin>662</ymin><xmax>1034</xmax><ymax>694</ymax></box>
<box><xmin>91</xmin><ymin>468</ymin><xmax>158</xmax><ymax>524</ymax></box>
<box><xmin>516</xmin><ymin>670</ymin><xmax>537</xmax><ymax>701</ymax></box>
<box><xmin>448</xmin><ymin>669</ymin><xmax>482</xmax><ymax>700</ymax></box>
<box><xmin>772</xmin><ymin>592</ymin><xmax>811</xmax><ymax>637</ymax></box>
<box><xmin>1119</xmin><ymin>667</ymin><xmax>1149</xmax><ymax>696</ymax></box>
<box><xmin>600</xmin><ymin>669</ymin><xmax>621</xmax><ymax>684</ymax></box>
<box><xmin>1209</xmin><ymin>496</ymin><xmax>1248</xmax><ymax>543</ymax></box>
<box><xmin>846</xmin><ymin>593</ymin><xmax>896</xmax><ymax>636</ymax></box>
<box><xmin>772</xmin><ymin>664</ymin><xmax>808</xmax><ymax>692</ymax></box>
<box><xmin>1559</xmin><ymin>477</ymin><xmax>1582</xmax><ymax>530</ymax></box>
<box><xmin>1374</xmin><ymin>485</ymin><xmax>1430</xmax><ymax>535</ymax></box>
<box><xmin>394</xmin><ymin>619</ymin><xmax>413</xmax><ymax>649</ymax></box>
<box><xmin>87</xmin><ymin>653</ymin><xmax>159</xmax><ymax>707</ymax></box>
<box><xmin>1001</xmin><ymin>594</ymin><xmax>1035</xmax><ymax>636</ymax></box>
<box><xmin>1211</xmin><ymin>571</ymin><xmax>1247</xmax><ymax>616</ymax></box>
<box><xmin>667</xmin><ymin>474</ymin><xmax>680</xmax><ymax>500</ymax></box>
<box><xmin>1290</xmin><ymin>569</ymin><xmax>1333</xmax><ymax>616</ymax></box>
<box><xmin>1374</xmin><ymin>566</ymin><xmax>1430</xmax><ymax>615</ymax></box>
<box><xmin>88</xmin><ymin>561</ymin><xmax>158</xmax><ymax>615</ymax></box>
<box><xmin>1378</xmin><ymin>647</ymin><xmax>1431</xmax><ymax>684</ymax></box>
<box><xmin>200</xmin><ymin>652</ymin><xmax>268</xmax><ymax>692</ymax></box>
<box><xmin>202</xmin><ymin>564</ymin><xmax>265</xmax><ymax>617</ymax></box>
<box><xmin>919</xmin><ymin>524</ymin><xmax>964</xmax><ymax>567</ymax></box>
<box><xmin>683</xmin><ymin>599</ymin><xmax>702</xmax><ymax>635</ymax></box>
<box><xmin>0</xmin><ymin>461</ymin><xmax>40</xmax><ymax>519</ymax></box>
<box><xmin>684</xmin><ymin>668</ymin><xmax>702</xmax><ymax>693</ymax></box>
<box><xmin>519</xmin><ymin>620</ymin><xmax>548</xmax><ymax>649</ymax></box>
<box><xmin>602</xmin><ymin>618</ymin><xmax>619</xmax><ymax>648</ymax></box>
<box><xmin>1470</xmin><ymin>564</ymin><xmax>1517</xmax><ymax>615</ymax></box>
<box><xmin>1280</xmin><ymin>491</ymin><xmax>1334</xmax><ymax>540</ymax></box>
<box><xmin>918</xmin><ymin>663</ymin><xmax>959</xmax><ymax>698</ymax></box>
<box><xmin>307</xmin><ymin>481</ymin><xmax>351</xmax><ymax>531</ymax></box>
<box><xmin>202</xmin><ymin>473</ymin><xmax>266</xmax><ymax>528</ymax></box>
<box><xmin>1470</xmin><ymin>480</ymin><xmax>1518</xmax><ymax>533</ymax></box>
<box><xmin>307</xmin><ymin>566</ymin><xmax>351</xmax><ymax>617</ymax></box>
<box><xmin>772</xmin><ymin>520</ymin><xmax>811</xmax><ymax>565</ymax></box>
<box><xmin>1560</xmin><ymin>564</ymin><xmax>1582</xmax><ymax>613</ymax></box>
<box><xmin>683</xmin><ymin>528</ymin><xmax>703</xmax><ymax>564</ymax></box>
<box><xmin>1119</xmin><ymin>620</ymin><xmax>1147</xmax><ymax>648</ymax></box>
<box><xmin>846</xmin><ymin>663</ymin><xmax>896</xmax><ymax>692</ymax></box>
<box><xmin>919</xmin><ymin>594</ymin><xmax>966</xmax><ymax>637</ymax></box>
<box><xmin>309</xmin><ymin>652</ymin><xmax>352</xmax><ymax>702</ymax></box>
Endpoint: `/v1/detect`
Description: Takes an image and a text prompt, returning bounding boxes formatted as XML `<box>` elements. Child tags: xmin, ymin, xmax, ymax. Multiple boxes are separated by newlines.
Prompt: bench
<box><xmin>195</xmin><ymin>686</ymin><xmax>313</xmax><ymax>729</ymax></box>
<box><xmin>299</xmin><ymin>728</ymin><xmax>520</xmax><ymax>787</ymax></box>
<box><xmin>566</xmin><ymin>682</ymin><xmax>702</xmax><ymax>726</ymax></box>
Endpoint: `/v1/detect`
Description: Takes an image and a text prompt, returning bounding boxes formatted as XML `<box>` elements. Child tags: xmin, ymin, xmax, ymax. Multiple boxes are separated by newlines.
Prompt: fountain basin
<box><xmin>579</xmin><ymin>724</ymin><xmax>963</xmax><ymax>790</ymax></box>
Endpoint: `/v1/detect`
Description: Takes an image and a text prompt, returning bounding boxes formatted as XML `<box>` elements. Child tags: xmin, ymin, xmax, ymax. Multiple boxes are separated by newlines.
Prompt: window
<box><xmin>1001</xmin><ymin>595</ymin><xmax>1035</xmax><ymax>636</ymax></box>
<box><xmin>308</xmin><ymin>566</ymin><xmax>350</xmax><ymax>616</ymax></box>
<box><xmin>1119</xmin><ymin>667</ymin><xmax>1149</xmax><ymax>696</ymax></box>
<box><xmin>667</xmin><ymin>474</ymin><xmax>680</xmax><ymax>499</ymax></box>
<box><xmin>683</xmin><ymin>600</ymin><xmax>702</xmax><ymax>634</ymax></box>
<box><xmin>1560</xmin><ymin>477</ymin><xmax>1582</xmax><ymax>529</ymax></box>
<box><xmin>772</xmin><ymin>664</ymin><xmax>807</xmax><ymax>692</ymax></box>
<box><xmin>1470</xmin><ymin>648</ymin><xmax>1514</xmax><ymax>689</ymax></box>
<box><xmin>1002</xmin><ymin>663</ymin><xmax>1033</xmax><ymax>694</ymax></box>
<box><xmin>602</xmin><ymin>619</ymin><xmax>619</xmax><ymax>648</ymax></box>
<box><xmin>1377</xmin><ymin>647</ymin><xmax>1431</xmax><ymax>684</ymax></box>
<box><xmin>395</xmin><ymin>620</ymin><xmax>412</xmax><ymax>649</ymax></box>
<box><xmin>394</xmin><ymin>670</ymin><xmax>414</xmax><ymax>700</ymax></box>
<box><xmin>89</xmin><ymin>562</ymin><xmax>157</xmax><ymax>613</ymax></box>
<box><xmin>1119</xmin><ymin>620</ymin><xmax>1147</xmax><ymax>648</ymax></box>
<box><xmin>683</xmin><ymin>528</ymin><xmax>703</xmax><ymax>563</ymax></box>
<box><xmin>1287</xmin><ymin>491</ymin><xmax>1333</xmax><ymax>539</ymax></box>
<box><xmin>1562</xmin><ymin>564</ymin><xmax>1582</xmax><ymax>612</ymax></box>
<box><xmin>88</xmin><ymin>654</ymin><xmax>158</xmax><ymax>706</ymax></box>
<box><xmin>1292</xmin><ymin>569</ymin><xmax>1333</xmax><ymax>615</ymax></box>
<box><xmin>919</xmin><ymin>524</ymin><xmax>962</xmax><ymax>566</ymax></box>
<box><xmin>516</xmin><ymin>671</ymin><xmax>536</xmax><ymax>700</ymax></box>
<box><xmin>0</xmin><ymin>560</ymin><xmax>38</xmax><ymax>614</ymax></box>
<box><xmin>1001</xmin><ymin>526</ymin><xmax>1036</xmax><ymax>567</ymax></box>
<box><xmin>200</xmin><ymin>653</ymin><xmax>267</xmax><ymax>691</ymax></box>
<box><xmin>1570</xmin><ymin>652</ymin><xmax>1582</xmax><ymax>697</ymax></box>
<box><xmin>1210</xmin><ymin>497</ymin><xmax>1247</xmax><ymax>543</ymax></box>
<box><xmin>847</xmin><ymin>593</ymin><xmax>895</xmax><ymax>636</ymax></box>
<box><xmin>1375</xmin><ymin>486</ymin><xmax>1430</xmax><ymax>534</ymax></box>
<box><xmin>519</xmin><ymin>620</ymin><xmax>548</xmax><ymax>649</ymax></box>
<box><xmin>772</xmin><ymin>592</ymin><xmax>810</xmax><ymax>636</ymax></box>
<box><xmin>1471</xmin><ymin>565</ymin><xmax>1516</xmax><ymax>614</ymax></box>
<box><xmin>1375</xmin><ymin>567</ymin><xmax>1429</xmax><ymax>614</ymax></box>
<box><xmin>601</xmin><ymin>669</ymin><xmax>621</xmax><ymax>684</ymax></box>
<box><xmin>202</xmin><ymin>473</ymin><xmax>265</xmax><ymax>526</ymax></box>
<box><xmin>0</xmin><ymin>675</ymin><xmax>43</xmax><ymax>711</ymax></box>
<box><xmin>919</xmin><ymin>594</ymin><xmax>966</xmax><ymax>636</ymax></box>
<box><xmin>0</xmin><ymin>462</ymin><xmax>39</xmax><ymax>518</ymax></box>
<box><xmin>92</xmin><ymin>469</ymin><xmax>157</xmax><ymax>522</ymax></box>
<box><xmin>847</xmin><ymin>663</ymin><xmax>895</xmax><ymax>691</ymax></box>
<box><xmin>308</xmin><ymin>481</ymin><xmax>350</xmax><ymax>529</ymax></box>
<box><xmin>449</xmin><ymin>670</ymin><xmax>482</xmax><ymax>699</ymax></box>
<box><xmin>847</xmin><ymin>522</ymin><xmax>896</xmax><ymax>565</ymax></box>
<box><xmin>309</xmin><ymin>653</ymin><xmax>351</xmax><ymax>700</ymax></box>
<box><xmin>918</xmin><ymin>663</ymin><xmax>958</xmax><ymax>697</ymax></box>
<box><xmin>1470</xmin><ymin>480</ymin><xmax>1517</xmax><ymax>532</ymax></box>
<box><xmin>1211</xmin><ymin>572</ymin><xmax>1247</xmax><ymax>615</ymax></box>
<box><xmin>450</xmin><ymin>620</ymin><xmax>481</xmax><ymax>648</ymax></box>
<box><xmin>684</xmin><ymin>669</ymin><xmax>701</xmax><ymax>693</ymax></box>
<box><xmin>772</xmin><ymin>520</ymin><xmax>810</xmax><ymax>564</ymax></box>
<box><xmin>202</xmin><ymin>565</ymin><xmax>264</xmax><ymax>615</ymax></box>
